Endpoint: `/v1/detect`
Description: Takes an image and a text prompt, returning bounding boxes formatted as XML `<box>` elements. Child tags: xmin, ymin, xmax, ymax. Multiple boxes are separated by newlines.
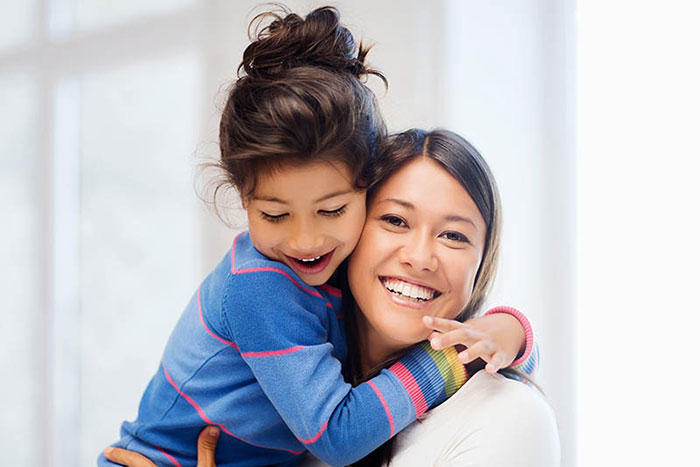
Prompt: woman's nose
<box><xmin>399</xmin><ymin>231</ymin><xmax>438</xmax><ymax>272</ymax></box>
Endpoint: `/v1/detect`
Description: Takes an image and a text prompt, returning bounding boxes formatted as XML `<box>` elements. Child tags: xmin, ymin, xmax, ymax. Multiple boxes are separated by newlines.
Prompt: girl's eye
<box><xmin>441</xmin><ymin>231</ymin><xmax>469</xmax><ymax>243</ymax></box>
<box><xmin>260</xmin><ymin>212</ymin><xmax>288</xmax><ymax>223</ymax></box>
<box><xmin>319</xmin><ymin>205</ymin><xmax>347</xmax><ymax>217</ymax></box>
<box><xmin>380</xmin><ymin>215</ymin><xmax>407</xmax><ymax>228</ymax></box>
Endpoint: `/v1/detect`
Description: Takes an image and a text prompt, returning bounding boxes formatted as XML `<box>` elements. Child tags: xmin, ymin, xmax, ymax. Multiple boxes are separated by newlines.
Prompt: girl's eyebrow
<box><xmin>252</xmin><ymin>195</ymin><xmax>288</xmax><ymax>204</ymax></box>
<box><xmin>252</xmin><ymin>190</ymin><xmax>353</xmax><ymax>204</ymax></box>
<box><xmin>378</xmin><ymin>198</ymin><xmax>477</xmax><ymax>229</ymax></box>
<box><xmin>314</xmin><ymin>189</ymin><xmax>353</xmax><ymax>203</ymax></box>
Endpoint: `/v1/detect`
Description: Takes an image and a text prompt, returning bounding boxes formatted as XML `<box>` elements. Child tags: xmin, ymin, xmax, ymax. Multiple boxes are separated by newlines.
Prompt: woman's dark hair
<box><xmin>214</xmin><ymin>5</ymin><xmax>386</xmax><ymax>204</ymax></box>
<box><xmin>344</xmin><ymin>129</ymin><xmax>505</xmax><ymax>466</ymax></box>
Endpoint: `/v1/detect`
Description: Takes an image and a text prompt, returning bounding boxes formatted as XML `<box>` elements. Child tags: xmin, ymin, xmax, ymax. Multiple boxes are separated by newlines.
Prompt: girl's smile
<box><xmin>284</xmin><ymin>249</ymin><xmax>336</xmax><ymax>275</ymax></box>
<box><xmin>245</xmin><ymin>160</ymin><xmax>366</xmax><ymax>286</ymax></box>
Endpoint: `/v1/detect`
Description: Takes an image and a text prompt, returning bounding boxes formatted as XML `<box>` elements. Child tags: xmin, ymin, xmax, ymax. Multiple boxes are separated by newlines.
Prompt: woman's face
<box><xmin>348</xmin><ymin>156</ymin><xmax>487</xmax><ymax>350</ymax></box>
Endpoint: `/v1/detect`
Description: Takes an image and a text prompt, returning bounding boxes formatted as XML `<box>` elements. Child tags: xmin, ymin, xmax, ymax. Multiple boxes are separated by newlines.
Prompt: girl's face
<box><xmin>246</xmin><ymin>160</ymin><xmax>366</xmax><ymax>286</ymax></box>
<box><xmin>348</xmin><ymin>157</ymin><xmax>487</xmax><ymax>351</ymax></box>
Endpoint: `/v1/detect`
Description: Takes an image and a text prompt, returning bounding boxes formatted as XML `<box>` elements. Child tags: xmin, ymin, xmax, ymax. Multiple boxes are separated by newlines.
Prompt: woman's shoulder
<box><xmin>389</xmin><ymin>370</ymin><xmax>560</xmax><ymax>466</ymax></box>
<box><xmin>419</xmin><ymin>370</ymin><xmax>557</xmax><ymax>438</ymax></box>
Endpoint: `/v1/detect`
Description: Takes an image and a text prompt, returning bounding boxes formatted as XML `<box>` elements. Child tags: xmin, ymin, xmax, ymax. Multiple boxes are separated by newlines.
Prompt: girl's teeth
<box><xmin>298</xmin><ymin>256</ymin><xmax>321</xmax><ymax>262</ymax></box>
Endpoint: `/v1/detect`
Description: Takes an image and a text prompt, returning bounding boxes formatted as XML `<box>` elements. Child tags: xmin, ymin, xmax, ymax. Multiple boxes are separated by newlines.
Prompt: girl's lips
<box><xmin>285</xmin><ymin>249</ymin><xmax>335</xmax><ymax>276</ymax></box>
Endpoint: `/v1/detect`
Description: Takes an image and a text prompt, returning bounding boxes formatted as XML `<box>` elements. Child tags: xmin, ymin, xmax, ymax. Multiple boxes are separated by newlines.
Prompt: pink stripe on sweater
<box><xmin>161</xmin><ymin>362</ymin><xmax>303</xmax><ymax>455</ymax></box>
<box><xmin>484</xmin><ymin>306</ymin><xmax>533</xmax><ymax>367</ymax></box>
<box><xmin>230</xmin><ymin>234</ymin><xmax>332</xmax><ymax>307</ymax></box>
<box><xmin>154</xmin><ymin>445</ymin><xmax>182</xmax><ymax>467</ymax></box>
<box><xmin>368</xmin><ymin>381</ymin><xmax>395</xmax><ymax>437</ymax></box>
<box><xmin>198</xmin><ymin>286</ymin><xmax>239</xmax><ymax>350</ymax></box>
<box><xmin>234</xmin><ymin>266</ymin><xmax>331</xmax><ymax>307</ymax></box>
<box><xmin>241</xmin><ymin>345</ymin><xmax>306</xmax><ymax>358</ymax></box>
<box><xmin>320</xmin><ymin>284</ymin><xmax>342</xmax><ymax>297</ymax></box>
<box><xmin>389</xmin><ymin>362</ymin><xmax>428</xmax><ymax>417</ymax></box>
<box><xmin>230</xmin><ymin>232</ymin><xmax>245</xmax><ymax>272</ymax></box>
<box><xmin>297</xmin><ymin>421</ymin><xmax>328</xmax><ymax>445</ymax></box>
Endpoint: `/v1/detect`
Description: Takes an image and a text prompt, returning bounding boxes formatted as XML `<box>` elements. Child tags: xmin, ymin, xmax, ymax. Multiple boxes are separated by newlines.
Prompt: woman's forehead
<box><xmin>371</xmin><ymin>157</ymin><xmax>485</xmax><ymax>229</ymax></box>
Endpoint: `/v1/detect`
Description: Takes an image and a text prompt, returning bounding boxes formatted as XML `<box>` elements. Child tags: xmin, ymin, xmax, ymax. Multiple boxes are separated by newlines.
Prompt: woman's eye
<box><xmin>260</xmin><ymin>212</ymin><xmax>288</xmax><ymax>223</ymax></box>
<box><xmin>319</xmin><ymin>205</ymin><xmax>347</xmax><ymax>217</ymax></box>
<box><xmin>441</xmin><ymin>231</ymin><xmax>469</xmax><ymax>243</ymax></box>
<box><xmin>380</xmin><ymin>215</ymin><xmax>407</xmax><ymax>228</ymax></box>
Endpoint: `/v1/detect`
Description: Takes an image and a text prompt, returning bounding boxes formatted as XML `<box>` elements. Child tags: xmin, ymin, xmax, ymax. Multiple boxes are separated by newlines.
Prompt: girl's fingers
<box><xmin>485</xmin><ymin>350</ymin><xmax>509</xmax><ymax>373</ymax></box>
<box><xmin>429</xmin><ymin>325</ymin><xmax>485</xmax><ymax>350</ymax></box>
<box><xmin>104</xmin><ymin>447</ymin><xmax>157</xmax><ymax>467</ymax></box>
<box><xmin>423</xmin><ymin>315</ymin><xmax>464</xmax><ymax>333</ymax></box>
<box><xmin>197</xmin><ymin>426</ymin><xmax>220</xmax><ymax>467</ymax></box>
<box><xmin>456</xmin><ymin>340</ymin><xmax>496</xmax><ymax>364</ymax></box>
<box><xmin>458</xmin><ymin>348</ymin><xmax>480</xmax><ymax>365</ymax></box>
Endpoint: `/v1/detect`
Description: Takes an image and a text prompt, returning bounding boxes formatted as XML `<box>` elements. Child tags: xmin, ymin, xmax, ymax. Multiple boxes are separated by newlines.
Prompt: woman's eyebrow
<box><xmin>444</xmin><ymin>215</ymin><xmax>478</xmax><ymax>229</ymax></box>
<box><xmin>378</xmin><ymin>198</ymin><xmax>477</xmax><ymax>229</ymax></box>
<box><xmin>377</xmin><ymin>198</ymin><xmax>414</xmax><ymax>209</ymax></box>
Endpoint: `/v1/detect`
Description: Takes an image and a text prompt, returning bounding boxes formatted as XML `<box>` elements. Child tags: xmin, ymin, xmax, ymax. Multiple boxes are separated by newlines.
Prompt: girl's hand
<box><xmin>423</xmin><ymin>313</ymin><xmax>525</xmax><ymax>374</ymax></box>
<box><xmin>103</xmin><ymin>426</ymin><xmax>220</xmax><ymax>467</ymax></box>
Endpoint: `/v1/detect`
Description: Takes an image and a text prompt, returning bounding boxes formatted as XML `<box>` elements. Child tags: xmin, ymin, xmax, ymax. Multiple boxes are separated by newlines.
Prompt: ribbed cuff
<box><xmin>388</xmin><ymin>342</ymin><xmax>467</xmax><ymax>417</ymax></box>
<box><xmin>484</xmin><ymin>306</ymin><xmax>533</xmax><ymax>368</ymax></box>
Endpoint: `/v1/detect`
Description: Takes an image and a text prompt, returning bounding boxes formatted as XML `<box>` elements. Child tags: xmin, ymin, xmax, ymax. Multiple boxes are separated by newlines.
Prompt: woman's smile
<box><xmin>348</xmin><ymin>156</ymin><xmax>487</xmax><ymax>357</ymax></box>
<box><xmin>379</xmin><ymin>276</ymin><xmax>442</xmax><ymax>309</ymax></box>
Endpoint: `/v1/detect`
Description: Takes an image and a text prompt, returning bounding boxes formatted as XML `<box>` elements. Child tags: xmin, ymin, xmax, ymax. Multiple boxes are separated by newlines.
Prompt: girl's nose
<box><xmin>288</xmin><ymin>220</ymin><xmax>324</xmax><ymax>254</ymax></box>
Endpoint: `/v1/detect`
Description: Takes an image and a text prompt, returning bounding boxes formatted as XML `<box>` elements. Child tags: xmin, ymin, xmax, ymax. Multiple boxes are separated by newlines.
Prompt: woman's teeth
<box><xmin>381</xmin><ymin>277</ymin><xmax>437</xmax><ymax>302</ymax></box>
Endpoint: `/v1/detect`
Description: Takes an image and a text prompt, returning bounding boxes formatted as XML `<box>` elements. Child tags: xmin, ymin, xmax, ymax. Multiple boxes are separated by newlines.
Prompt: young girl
<box><xmin>99</xmin><ymin>7</ymin><xmax>536</xmax><ymax>467</ymax></box>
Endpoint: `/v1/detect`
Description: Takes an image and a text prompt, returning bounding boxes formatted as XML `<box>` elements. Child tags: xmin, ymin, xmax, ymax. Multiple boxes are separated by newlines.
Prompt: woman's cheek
<box><xmin>449</xmin><ymin>254</ymin><xmax>481</xmax><ymax>319</ymax></box>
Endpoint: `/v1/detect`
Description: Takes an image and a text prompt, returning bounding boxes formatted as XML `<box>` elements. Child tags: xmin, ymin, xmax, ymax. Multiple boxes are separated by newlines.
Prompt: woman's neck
<box><xmin>355</xmin><ymin>307</ymin><xmax>405</xmax><ymax>378</ymax></box>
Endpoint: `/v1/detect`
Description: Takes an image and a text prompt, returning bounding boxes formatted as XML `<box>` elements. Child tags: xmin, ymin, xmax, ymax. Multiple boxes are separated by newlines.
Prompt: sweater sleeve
<box><xmin>484</xmin><ymin>306</ymin><xmax>540</xmax><ymax>377</ymax></box>
<box><xmin>224</xmin><ymin>271</ymin><xmax>467</xmax><ymax>466</ymax></box>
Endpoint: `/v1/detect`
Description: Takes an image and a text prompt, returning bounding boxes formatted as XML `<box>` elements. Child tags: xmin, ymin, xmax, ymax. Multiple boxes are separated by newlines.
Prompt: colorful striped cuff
<box><xmin>389</xmin><ymin>342</ymin><xmax>467</xmax><ymax>417</ymax></box>
<box><xmin>484</xmin><ymin>306</ymin><xmax>534</xmax><ymax>368</ymax></box>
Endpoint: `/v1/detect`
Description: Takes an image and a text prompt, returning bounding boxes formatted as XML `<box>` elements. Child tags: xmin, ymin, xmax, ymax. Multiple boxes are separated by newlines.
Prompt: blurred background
<box><xmin>1</xmin><ymin>0</ymin><xmax>698</xmax><ymax>466</ymax></box>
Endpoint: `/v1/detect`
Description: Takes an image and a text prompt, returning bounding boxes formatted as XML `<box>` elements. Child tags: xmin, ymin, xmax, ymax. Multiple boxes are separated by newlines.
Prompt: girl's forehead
<box><xmin>252</xmin><ymin>160</ymin><xmax>360</xmax><ymax>202</ymax></box>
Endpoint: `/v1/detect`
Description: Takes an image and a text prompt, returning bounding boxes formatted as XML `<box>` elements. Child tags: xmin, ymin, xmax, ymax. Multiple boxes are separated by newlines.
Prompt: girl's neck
<box><xmin>355</xmin><ymin>308</ymin><xmax>405</xmax><ymax>378</ymax></box>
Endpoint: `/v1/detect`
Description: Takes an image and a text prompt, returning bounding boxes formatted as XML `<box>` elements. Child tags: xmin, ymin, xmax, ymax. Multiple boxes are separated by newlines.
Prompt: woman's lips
<box><xmin>379</xmin><ymin>276</ymin><xmax>441</xmax><ymax>310</ymax></box>
<box><xmin>285</xmin><ymin>249</ymin><xmax>335</xmax><ymax>276</ymax></box>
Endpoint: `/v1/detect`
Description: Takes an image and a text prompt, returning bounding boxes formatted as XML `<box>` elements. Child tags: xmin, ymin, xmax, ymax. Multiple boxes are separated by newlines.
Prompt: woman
<box><xmin>105</xmin><ymin>129</ymin><xmax>558</xmax><ymax>467</ymax></box>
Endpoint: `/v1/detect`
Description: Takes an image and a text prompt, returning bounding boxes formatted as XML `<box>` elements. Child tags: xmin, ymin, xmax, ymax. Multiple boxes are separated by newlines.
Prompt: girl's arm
<box><xmin>424</xmin><ymin>306</ymin><xmax>539</xmax><ymax>377</ymax></box>
<box><xmin>224</xmin><ymin>270</ymin><xmax>467</xmax><ymax>466</ymax></box>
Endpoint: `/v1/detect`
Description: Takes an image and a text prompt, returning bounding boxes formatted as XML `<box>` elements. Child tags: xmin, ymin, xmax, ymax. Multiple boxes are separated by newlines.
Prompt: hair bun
<box><xmin>240</xmin><ymin>6</ymin><xmax>382</xmax><ymax>83</ymax></box>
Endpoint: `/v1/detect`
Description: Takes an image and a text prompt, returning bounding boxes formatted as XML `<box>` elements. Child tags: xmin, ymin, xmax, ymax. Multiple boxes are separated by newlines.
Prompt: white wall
<box><xmin>577</xmin><ymin>1</ymin><xmax>700</xmax><ymax>464</ymax></box>
<box><xmin>0</xmin><ymin>1</ymin><xmax>575</xmax><ymax>465</ymax></box>
<box><xmin>441</xmin><ymin>2</ymin><xmax>577</xmax><ymax>466</ymax></box>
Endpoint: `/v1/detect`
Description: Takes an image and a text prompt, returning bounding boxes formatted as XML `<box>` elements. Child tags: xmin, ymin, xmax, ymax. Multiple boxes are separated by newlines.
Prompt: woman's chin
<box><xmin>378</xmin><ymin>321</ymin><xmax>431</xmax><ymax>350</ymax></box>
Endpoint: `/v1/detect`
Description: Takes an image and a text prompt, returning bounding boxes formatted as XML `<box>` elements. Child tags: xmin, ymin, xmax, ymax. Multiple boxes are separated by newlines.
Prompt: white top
<box><xmin>300</xmin><ymin>370</ymin><xmax>560</xmax><ymax>466</ymax></box>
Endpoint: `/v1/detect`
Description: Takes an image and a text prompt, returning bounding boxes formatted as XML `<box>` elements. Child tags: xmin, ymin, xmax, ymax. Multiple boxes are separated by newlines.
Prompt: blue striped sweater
<box><xmin>98</xmin><ymin>232</ymin><xmax>538</xmax><ymax>467</ymax></box>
